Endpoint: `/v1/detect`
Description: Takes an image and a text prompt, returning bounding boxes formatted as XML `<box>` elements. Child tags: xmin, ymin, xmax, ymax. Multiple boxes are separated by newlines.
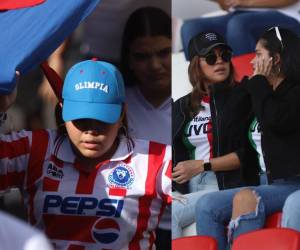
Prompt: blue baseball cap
<box><xmin>62</xmin><ymin>60</ymin><xmax>125</xmax><ymax>124</ymax></box>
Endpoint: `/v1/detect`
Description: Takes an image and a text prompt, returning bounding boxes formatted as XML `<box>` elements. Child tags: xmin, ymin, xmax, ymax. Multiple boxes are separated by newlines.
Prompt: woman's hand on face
<box><xmin>0</xmin><ymin>71</ymin><xmax>19</xmax><ymax>112</ymax></box>
<box><xmin>172</xmin><ymin>160</ymin><xmax>204</xmax><ymax>184</ymax></box>
<box><xmin>253</xmin><ymin>57</ymin><xmax>273</xmax><ymax>78</ymax></box>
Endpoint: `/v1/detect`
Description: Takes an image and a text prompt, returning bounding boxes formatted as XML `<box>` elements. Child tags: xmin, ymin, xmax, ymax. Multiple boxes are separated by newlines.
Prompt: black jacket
<box><xmin>173</xmin><ymin>82</ymin><xmax>247</xmax><ymax>194</ymax></box>
<box><xmin>242</xmin><ymin>75</ymin><xmax>300</xmax><ymax>183</ymax></box>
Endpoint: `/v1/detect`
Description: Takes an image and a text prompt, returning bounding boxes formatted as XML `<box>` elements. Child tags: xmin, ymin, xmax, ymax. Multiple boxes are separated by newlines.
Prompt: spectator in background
<box><xmin>81</xmin><ymin>0</ymin><xmax>171</xmax><ymax>65</ymax></box>
<box><xmin>121</xmin><ymin>6</ymin><xmax>171</xmax><ymax>145</ymax></box>
<box><xmin>182</xmin><ymin>0</ymin><xmax>300</xmax><ymax>57</ymax></box>
<box><xmin>120</xmin><ymin>6</ymin><xmax>171</xmax><ymax>250</ymax></box>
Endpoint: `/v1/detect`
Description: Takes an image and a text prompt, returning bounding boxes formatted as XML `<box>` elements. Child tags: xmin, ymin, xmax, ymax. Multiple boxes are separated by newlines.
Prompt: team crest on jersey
<box><xmin>108</xmin><ymin>163</ymin><xmax>135</xmax><ymax>189</ymax></box>
<box><xmin>46</xmin><ymin>163</ymin><xmax>64</xmax><ymax>179</ymax></box>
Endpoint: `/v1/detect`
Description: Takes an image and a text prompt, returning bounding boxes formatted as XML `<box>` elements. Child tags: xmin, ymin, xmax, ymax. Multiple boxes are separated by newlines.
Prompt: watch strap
<box><xmin>203</xmin><ymin>161</ymin><xmax>212</xmax><ymax>171</ymax></box>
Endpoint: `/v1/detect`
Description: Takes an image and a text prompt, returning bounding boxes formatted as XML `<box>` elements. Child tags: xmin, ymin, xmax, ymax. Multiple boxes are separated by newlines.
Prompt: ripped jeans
<box><xmin>195</xmin><ymin>177</ymin><xmax>300</xmax><ymax>250</ymax></box>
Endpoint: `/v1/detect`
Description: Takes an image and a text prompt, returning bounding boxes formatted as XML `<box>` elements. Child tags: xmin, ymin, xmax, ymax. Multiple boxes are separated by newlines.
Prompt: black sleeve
<box><xmin>244</xmin><ymin>75</ymin><xmax>300</xmax><ymax>134</ymax></box>
<box><xmin>228</xmin><ymin>83</ymin><xmax>260</xmax><ymax>185</ymax></box>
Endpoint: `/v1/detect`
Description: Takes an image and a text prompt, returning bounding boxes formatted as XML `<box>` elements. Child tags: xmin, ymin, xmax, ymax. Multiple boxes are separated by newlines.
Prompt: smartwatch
<box><xmin>203</xmin><ymin>160</ymin><xmax>212</xmax><ymax>171</ymax></box>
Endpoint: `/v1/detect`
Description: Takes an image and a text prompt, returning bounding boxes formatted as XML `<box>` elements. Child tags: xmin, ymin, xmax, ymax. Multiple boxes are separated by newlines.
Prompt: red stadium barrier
<box><xmin>172</xmin><ymin>235</ymin><xmax>217</xmax><ymax>250</ymax></box>
<box><xmin>232</xmin><ymin>228</ymin><xmax>300</xmax><ymax>250</ymax></box>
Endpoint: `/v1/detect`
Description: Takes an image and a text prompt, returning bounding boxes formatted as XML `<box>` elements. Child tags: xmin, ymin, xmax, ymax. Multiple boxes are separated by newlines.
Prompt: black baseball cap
<box><xmin>188</xmin><ymin>31</ymin><xmax>232</xmax><ymax>60</ymax></box>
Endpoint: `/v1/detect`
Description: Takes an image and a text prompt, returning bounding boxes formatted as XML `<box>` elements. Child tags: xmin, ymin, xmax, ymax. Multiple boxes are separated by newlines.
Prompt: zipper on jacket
<box><xmin>173</xmin><ymin>98</ymin><xmax>186</xmax><ymax>166</ymax></box>
<box><xmin>211</xmin><ymin>89</ymin><xmax>220</xmax><ymax>157</ymax></box>
<box><xmin>211</xmin><ymin>86</ymin><xmax>225</xmax><ymax>188</ymax></box>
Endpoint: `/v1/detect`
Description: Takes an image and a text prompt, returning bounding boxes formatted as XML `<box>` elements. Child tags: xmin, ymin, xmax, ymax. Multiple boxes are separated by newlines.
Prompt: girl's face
<box><xmin>65</xmin><ymin>118</ymin><xmax>121</xmax><ymax>160</ymax></box>
<box><xmin>128</xmin><ymin>35</ymin><xmax>171</xmax><ymax>92</ymax></box>
<box><xmin>199</xmin><ymin>47</ymin><xmax>231</xmax><ymax>85</ymax></box>
<box><xmin>251</xmin><ymin>40</ymin><xmax>272</xmax><ymax>71</ymax></box>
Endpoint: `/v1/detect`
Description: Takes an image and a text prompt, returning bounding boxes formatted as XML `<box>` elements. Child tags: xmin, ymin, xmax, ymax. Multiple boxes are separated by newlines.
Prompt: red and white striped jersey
<box><xmin>0</xmin><ymin>129</ymin><xmax>171</xmax><ymax>250</ymax></box>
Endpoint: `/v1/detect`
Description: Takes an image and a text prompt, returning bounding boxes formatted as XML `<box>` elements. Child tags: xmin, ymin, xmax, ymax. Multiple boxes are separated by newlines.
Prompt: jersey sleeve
<box><xmin>0</xmin><ymin>130</ymin><xmax>32</xmax><ymax>190</ymax></box>
<box><xmin>156</xmin><ymin>145</ymin><xmax>172</xmax><ymax>205</ymax></box>
<box><xmin>0</xmin><ymin>129</ymin><xmax>50</xmax><ymax>191</ymax></box>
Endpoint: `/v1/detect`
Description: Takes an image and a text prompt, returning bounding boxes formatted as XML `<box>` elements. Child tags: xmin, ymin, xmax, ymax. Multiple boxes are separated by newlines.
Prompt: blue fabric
<box><xmin>0</xmin><ymin>0</ymin><xmax>100</xmax><ymax>94</ymax></box>
<box><xmin>62</xmin><ymin>60</ymin><xmax>125</xmax><ymax>124</ymax></box>
<box><xmin>181</xmin><ymin>10</ymin><xmax>300</xmax><ymax>59</ymax></box>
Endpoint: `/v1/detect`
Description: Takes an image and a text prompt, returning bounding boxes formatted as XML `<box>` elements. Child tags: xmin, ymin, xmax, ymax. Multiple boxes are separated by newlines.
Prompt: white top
<box><xmin>183</xmin><ymin>97</ymin><xmax>218</xmax><ymax>190</ymax></box>
<box><xmin>126</xmin><ymin>86</ymin><xmax>171</xmax><ymax>145</ymax></box>
<box><xmin>0</xmin><ymin>130</ymin><xmax>171</xmax><ymax>249</ymax></box>
<box><xmin>248</xmin><ymin>117</ymin><xmax>266</xmax><ymax>172</ymax></box>
<box><xmin>183</xmin><ymin>97</ymin><xmax>212</xmax><ymax>161</ymax></box>
<box><xmin>0</xmin><ymin>211</ymin><xmax>53</xmax><ymax>250</ymax></box>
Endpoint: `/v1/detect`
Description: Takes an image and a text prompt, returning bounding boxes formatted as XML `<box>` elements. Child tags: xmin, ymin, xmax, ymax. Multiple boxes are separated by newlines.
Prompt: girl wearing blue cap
<box><xmin>0</xmin><ymin>60</ymin><xmax>171</xmax><ymax>250</ymax></box>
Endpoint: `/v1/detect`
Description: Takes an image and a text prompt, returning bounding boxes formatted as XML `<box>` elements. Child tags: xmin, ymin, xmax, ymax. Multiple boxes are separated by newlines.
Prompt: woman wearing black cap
<box><xmin>172</xmin><ymin>31</ymin><xmax>249</xmax><ymax>238</ymax></box>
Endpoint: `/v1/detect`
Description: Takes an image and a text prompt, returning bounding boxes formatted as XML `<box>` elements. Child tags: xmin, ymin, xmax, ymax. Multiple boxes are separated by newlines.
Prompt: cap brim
<box><xmin>62</xmin><ymin>100</ymin><xmax>122</xmax><ymax>124</ymax></box>
<box><xmin>200</xmin><ymin>43</ymin><xmax>232</xmax><ymax>56</ymax></box>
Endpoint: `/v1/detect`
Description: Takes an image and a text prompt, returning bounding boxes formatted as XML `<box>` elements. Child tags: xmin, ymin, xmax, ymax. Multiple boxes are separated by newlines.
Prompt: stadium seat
<box><xmin>231</xmin><ymin>53</ymin><xmax>254</xmax><ymax>81</ymax></box>
<box><xmin>172</xmin><ymin>235</ymin><xmax>218</xmax><ymax>250</ymax></box>
<box><xmin>265</xmin><ymin>212</ymin><xmax>282</xmax><ymax>228</ymax></box>
<box><xmin>231</xmin><ymin>228</ymin><xmax>300</xmax><ymax>250</ymax></box>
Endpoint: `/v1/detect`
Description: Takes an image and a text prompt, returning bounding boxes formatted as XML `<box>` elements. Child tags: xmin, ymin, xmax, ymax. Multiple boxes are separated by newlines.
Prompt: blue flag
<box><xmin>0</xmin><ymin>0</ymin><xmax>100</xmax><ymax>94</ymax></box>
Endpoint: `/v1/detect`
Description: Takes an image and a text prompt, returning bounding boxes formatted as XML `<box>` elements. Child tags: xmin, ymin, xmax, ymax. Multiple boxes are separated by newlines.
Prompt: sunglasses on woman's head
<box><xmin>201</xmin><ymin>49</ymin><xmax>232</xmax><ymax>65</ymax></box>
<box><xmin>268</xmin><ymin>26</ymin><xmax>284</xmax><ymax>49</ymax></box>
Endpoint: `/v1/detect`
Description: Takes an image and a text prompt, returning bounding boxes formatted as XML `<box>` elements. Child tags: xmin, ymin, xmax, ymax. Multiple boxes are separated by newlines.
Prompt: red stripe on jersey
<box><xmin>129</xmin><ymin>142</ymin><xmax>166</xmax><ymax>250</ymax></box>
<box><xmin>0</xmin><ymin>137</ymin><xmax>29</xmax><ymax>159</ymax></box>
<box><xmin>75</xmin><ymin>166</ymin><xmax>98</xmax><ymax>194</ymax></box>
<box><xmin>44</xmin><ymin>214</ymin><xmax>97</xmax><ymax>242</ymax></box>
<box><xmin>67</xmin><ymin>244</ymin><xmax>85</xmax><ymax>250</ymax></box>
<box><xmin>207</xmin><ymin>119</ymin><xmax>213</xmax><ymax>159</ymax></box>
<box><xmin>43</xmin><ymin>177</ymin><xmax>60</xmax><ymax>192</ymax></box>
<box><xmin>109</xmin><ymin>188</ymin><xmax>127</xmax><ymax>197</ymax></box>
<box><xmin>0</xmin><ymin>171</ymin><xmax>25</xmax><ymax>190</ymax></box>
<box><xmin>27</xmin><ymin>130</ymin><xmax>49</xmax><ymax>225</ymax></box>
<box><xmin>50</xmin><ymin>154</ymin><xmax>64</xmax><ymax>168</ymax></box>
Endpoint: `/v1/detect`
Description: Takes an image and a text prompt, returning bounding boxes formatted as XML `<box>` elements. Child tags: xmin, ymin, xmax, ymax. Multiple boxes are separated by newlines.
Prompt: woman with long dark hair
<box><xmin>195</xmin><ymin>27</ymin><xmax>300</xmax><ymax>250</ymax></box>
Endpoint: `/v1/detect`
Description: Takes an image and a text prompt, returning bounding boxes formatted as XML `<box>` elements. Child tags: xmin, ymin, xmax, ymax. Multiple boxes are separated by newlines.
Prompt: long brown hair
<box><xmin>187</xmin><ymin>56</ymin><xmax>235</xmax><ymax>119</ymax></box>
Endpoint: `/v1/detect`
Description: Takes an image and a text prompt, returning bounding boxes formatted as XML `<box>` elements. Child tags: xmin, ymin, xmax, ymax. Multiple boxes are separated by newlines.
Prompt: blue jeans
<box><xmin>172</xmin><ymin>172</ymin><xmax>219</xmax><ymax>239</ymax></box>
<box><xmin>172</xmin><ymin>189</ymin><xmax>218</xmax><ymax>239</ymax></box>
<box><xmin>195</xmin><ymin>178</ymin><xmax>300</xmax><ymax>250</ymax></box>
<box><xmin>282</xmin><ymin>189</ymin><xmax>300</xmax><ymax>231</ymax></box>
<box><xmin>182</xmin><ymin>10</ymin><xmax>300</xmax><ymax>57</ymax></box>
<box><xmin>189</xmin><ymin>171</ymin><xmax>218</xmax><ymax>192</ymax></box>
